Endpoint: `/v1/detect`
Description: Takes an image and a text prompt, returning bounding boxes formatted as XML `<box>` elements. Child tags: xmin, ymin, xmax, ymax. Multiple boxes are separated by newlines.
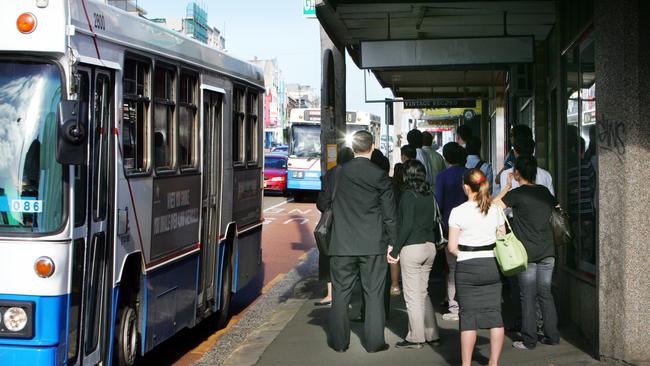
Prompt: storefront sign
<box><xmin>404</xmin><ymin>99</ymin><xmax>476</xmax><ymax>109</ymax></box>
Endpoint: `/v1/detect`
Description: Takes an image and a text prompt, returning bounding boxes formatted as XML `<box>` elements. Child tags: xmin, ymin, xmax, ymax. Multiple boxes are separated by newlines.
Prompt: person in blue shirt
<box><xmin>435</xmin><ymin>142</ymin><xmax>468</xmax><ymax>320</ymax></box>
<box><xmin>495</xmin><ymin>125</ymin><xmax>532</xmax><ymax>185</ymax></box>
<box><xmin>465</xmin><ymin>136</ymin><xmax>494</xmax><ymax>194</ymax></box>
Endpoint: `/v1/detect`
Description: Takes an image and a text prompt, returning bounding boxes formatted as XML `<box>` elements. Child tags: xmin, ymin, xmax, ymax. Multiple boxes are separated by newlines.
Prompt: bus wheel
<box><xmin>216</xmin><ymin>248</ymin><xmax>233</xmax><ymax>328</ymax></box>
<box><xmin>116</xmin><ymin>306</ymin><xmax>138</xmax><ymax>366</ymax></box>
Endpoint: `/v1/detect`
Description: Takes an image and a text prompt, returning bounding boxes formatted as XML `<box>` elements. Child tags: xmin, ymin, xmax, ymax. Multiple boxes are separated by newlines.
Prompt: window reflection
<box><xmin>564</xmin><ymin>35</ymin><xmax>597</xmax><ymax>274</ymax></box>
<box><xmin>0</xmin><ymin>62</ymin><xmax>63</xmax><ymax>233</ymax></box>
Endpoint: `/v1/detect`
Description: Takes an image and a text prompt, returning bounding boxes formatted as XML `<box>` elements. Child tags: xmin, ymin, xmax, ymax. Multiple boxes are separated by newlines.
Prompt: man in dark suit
<box><xmin>323</xmin><ymin>130</ymin><xmax>397</xmax><ymax>353</ymax></box>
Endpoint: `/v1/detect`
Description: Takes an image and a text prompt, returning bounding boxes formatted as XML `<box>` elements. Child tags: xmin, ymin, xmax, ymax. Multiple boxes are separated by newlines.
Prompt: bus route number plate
<box><xmin>11</xmin><ymin>199</ymin><xmax>43</xmax><ymax>213</ymax></box>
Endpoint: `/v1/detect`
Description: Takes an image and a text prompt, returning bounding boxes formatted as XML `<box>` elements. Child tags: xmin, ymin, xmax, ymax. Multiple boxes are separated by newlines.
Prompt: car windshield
<box><xmin>0</xmin><ymin>62</ymin><xmax>63</xmax><ymax>233</ymax></box>
<box><xmin>290</xmin><ymin>124</ymin><xmax>320</xmax><ymax>158</ymax></box>
<box><xmin>264</xmin><ymin>157</ymin><xmax>287</xmax><ymax>169</ymax></box>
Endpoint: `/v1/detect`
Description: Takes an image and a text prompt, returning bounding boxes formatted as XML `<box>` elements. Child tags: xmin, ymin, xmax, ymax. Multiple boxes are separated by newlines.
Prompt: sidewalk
<box><xmin>217</xmin><ymin>249</ymin><xmax>602</xmax><ymax>366</ymax></box>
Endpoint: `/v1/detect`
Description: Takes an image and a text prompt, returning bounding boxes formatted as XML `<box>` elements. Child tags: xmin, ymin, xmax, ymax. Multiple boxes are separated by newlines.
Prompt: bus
<box><xmin>344</xmin><ymin>110</ymin><xmax>381</xmax><ymax>148</ymax></box>
<box><xmin>286</xmin><ymin>108</ymin><xmax>321</xmax><ymax>198</ymax></box>
<box><xmin>286</xmin><ymin>109</ymin><xmax>383</xmax><ymax>197</ymax></box>
<box><xmin>0</xmin><ymin>1</ymin><xmax>264</xmax><ymax>365</ymax></box>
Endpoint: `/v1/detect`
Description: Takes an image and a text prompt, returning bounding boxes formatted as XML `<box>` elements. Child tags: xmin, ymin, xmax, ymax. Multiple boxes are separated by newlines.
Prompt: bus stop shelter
<box><xmin>316</xmin><ymin>1</ymin><xmax>650</xmax><ymax>364</ymax></box>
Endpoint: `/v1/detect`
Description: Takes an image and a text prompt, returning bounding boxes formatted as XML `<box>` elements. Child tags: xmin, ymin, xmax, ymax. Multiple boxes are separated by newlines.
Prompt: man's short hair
<box><xmin>422</xmin><ymin>131</ymin><xmax>433</xmax><ymax>147</ymax></box>
<box><xmin>465</xmin><ymin>136</ymin><xmax>482</xmax><ymax>156</ymax></box>
<box><xmin>406</xmin><ymin>129</ymin><xmax>423</xmax><ymax>148</ymax></box>
<box><xmin>442</xmin><ymin>142</ymin><xmax>467</xmax><ymax>166</ymax></box>
<box><xmin>513</xmin><ymin>137</ymin><xmax>535</xmax><ymax>157</ymax></box>
<box><xmin>352</xmin><ymin>130</ymin><xmax>374</xmax><ymax>153</ymax></box>
<box><xmin>514</xmin><ymin>155</ymin><xmax>537</xmax><ymax>182</ymax></box>
<box><xmin>456</xmin><ymin>125</ymin><xmax>472</xmax><ymax>143</ymax></box>
<box><xmin>511</xmin><ymin>124</ymin><xmax>533</xmax><ymax>141</ymax></box>
<box><xmin>400</xmin><ymin>144</ymin><xmax>416</xmax><ymax>160</ymax></box>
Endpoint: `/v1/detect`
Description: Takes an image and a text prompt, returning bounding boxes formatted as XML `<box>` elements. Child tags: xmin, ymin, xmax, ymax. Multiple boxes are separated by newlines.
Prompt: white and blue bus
<box><xmin>286</xmin><ymin>108</ymin><xmax>322</xmax><ymax>197</ymax></box>
<box><xmin>286</xmin><ymin>109</ymin><xmax>382</xmax><ymax>198</ymax></box>
<box><xmin>344</xmin><ymin>110</ymin><xmax>381</xmax><ymax>149</ymax></box>
<box><xmin>0</xmin><ymin>1</ymin><xmax>264</xmax><ymax>365</ymax></box>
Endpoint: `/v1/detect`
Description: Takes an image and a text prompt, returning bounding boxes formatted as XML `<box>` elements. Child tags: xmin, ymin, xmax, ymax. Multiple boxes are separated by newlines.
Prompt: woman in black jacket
<box><xmin>388</xmin><ymin>159</ymin><xmax>440</xmax><ymax>349</ymax></box>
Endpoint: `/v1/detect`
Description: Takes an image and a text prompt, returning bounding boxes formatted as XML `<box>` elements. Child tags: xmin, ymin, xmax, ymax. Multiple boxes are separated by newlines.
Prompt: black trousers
<box><xmin>329</xmin><ymin>255</ymin><xmax>387</xmax><ymax>352</ymax></box>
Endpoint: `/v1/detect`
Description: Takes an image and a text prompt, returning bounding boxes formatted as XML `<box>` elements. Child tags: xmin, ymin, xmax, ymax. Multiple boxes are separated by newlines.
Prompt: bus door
<box><xmin>199</xmin><ymin>89</ymin><xmax>223</xmax><ymax>311</ymax></box>
<box><xmin>68</xmin><ymin>66</ymin><xmax>115</xmax><ymax>366</ymax></box>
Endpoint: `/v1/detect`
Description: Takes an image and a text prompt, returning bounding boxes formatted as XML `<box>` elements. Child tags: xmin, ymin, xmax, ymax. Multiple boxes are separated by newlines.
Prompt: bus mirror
<box><xmin>56</xmin><ymin>100</ymin><xmax>88</xmax><ymax>165</ymax></box>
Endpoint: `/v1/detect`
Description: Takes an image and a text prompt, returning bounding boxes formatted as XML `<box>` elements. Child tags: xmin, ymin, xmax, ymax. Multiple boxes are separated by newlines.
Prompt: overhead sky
<box><xmin>135</xmin><ymin>0</ymin><xmax>392</xmax><ymax>116</ymax></box>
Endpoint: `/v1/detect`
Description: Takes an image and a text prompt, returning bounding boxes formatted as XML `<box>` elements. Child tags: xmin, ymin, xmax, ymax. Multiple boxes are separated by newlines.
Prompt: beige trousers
<box><xmin>400</xmin><ymin>242</ymin><xmax>440</xmax><ymax>343</ymax></box>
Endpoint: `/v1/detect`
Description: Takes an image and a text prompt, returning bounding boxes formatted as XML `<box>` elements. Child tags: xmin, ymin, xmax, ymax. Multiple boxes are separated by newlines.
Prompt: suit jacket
<box><xmin>321</xmin><ymin>157</ymin><xmax>397</xmax><ymax>256</ymax></box>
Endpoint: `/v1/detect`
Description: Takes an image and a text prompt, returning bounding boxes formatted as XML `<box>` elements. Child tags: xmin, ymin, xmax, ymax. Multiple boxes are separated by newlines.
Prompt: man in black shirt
<box><xmin>495</xmin><ymin>156</ymin><xmax>560</xmax><ymax>350</ymax></box>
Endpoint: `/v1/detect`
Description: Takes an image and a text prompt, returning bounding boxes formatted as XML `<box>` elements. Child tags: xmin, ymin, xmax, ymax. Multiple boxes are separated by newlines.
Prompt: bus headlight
<box><xmin>291</xmin><ymin>171</ymin><xmax>304</xmax><ymax>179</ymax></box>
<box><xmin>3</xmin><ymin>307</ymin><xmax>28</xmax><ymax>332</ymax></box>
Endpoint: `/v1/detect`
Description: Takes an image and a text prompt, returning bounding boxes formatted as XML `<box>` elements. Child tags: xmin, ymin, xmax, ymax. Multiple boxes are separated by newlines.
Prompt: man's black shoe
<box><xmin>350</xmin><ymin>315</ymin><xmax>364</xmax><ymax>323</ymax></box>
<box><xmin>539</xmin><ymin>336</ymin><xmax>560</xmax><ymax>345</ymax></box>
<box><xmin>333</xmin><ymin>347</ymin><xmax>348</xmax><ymax>353</ymax></box>
<box><xmin>367</xmin><ymin>343</ymin><xmax>389</xmax><ymax>353</ymax></box>
<box><xmin>395</xmin><ymin>340</ymin><xmax>423</xmax><ymax>349</ymax></box>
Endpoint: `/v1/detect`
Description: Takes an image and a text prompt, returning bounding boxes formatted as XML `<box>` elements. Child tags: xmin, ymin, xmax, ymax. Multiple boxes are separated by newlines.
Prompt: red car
<box><xmin>264</xmin><ymin>153</ymin><xmax>288</xmax><ymax>194</ymax></box>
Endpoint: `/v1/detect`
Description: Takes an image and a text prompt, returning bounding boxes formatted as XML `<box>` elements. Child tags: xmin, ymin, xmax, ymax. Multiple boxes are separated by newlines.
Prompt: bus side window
<box><xmin>245</xmin><ymin>91</ymin><xmax>259</xmax><ymax>165</ymax></box>
<box><xmin>153</xmin><ymin>64</ymin><xmax>176</xmax><ymax>172</ymax></box>
<box><xmin>122</xmin><ymin>58</ymin><xmax>150</xmax><ymax>175</ymax></box>
<box><xmin>179</xmin><ymin>71</ymin><xmax>198</xmax><ymax>170</ymax></box>
<box><xmin>232</xmin><ymin>88</ymin><xmax>245</xmax><ymax>165</ymax></box>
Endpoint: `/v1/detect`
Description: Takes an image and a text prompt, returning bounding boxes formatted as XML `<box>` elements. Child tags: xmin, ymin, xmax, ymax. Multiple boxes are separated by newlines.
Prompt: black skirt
<box><xmin>455</xmin><ymin>257</ymin><xmax>503</xmax><ymax>331</ymax></box>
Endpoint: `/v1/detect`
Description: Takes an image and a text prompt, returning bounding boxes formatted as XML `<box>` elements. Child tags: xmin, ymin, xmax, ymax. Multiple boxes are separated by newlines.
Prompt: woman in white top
<box><xmin>448</xmin><ymin>168</ymin><xmax>506</xmax><ymax>366</ymax></box>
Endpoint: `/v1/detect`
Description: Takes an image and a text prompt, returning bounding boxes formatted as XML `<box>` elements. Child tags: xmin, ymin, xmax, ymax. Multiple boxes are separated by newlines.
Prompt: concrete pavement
<box><xmin>217</xmin><ymin>249</ymin><xmax>603</xmax><ymax>366</ymax></box>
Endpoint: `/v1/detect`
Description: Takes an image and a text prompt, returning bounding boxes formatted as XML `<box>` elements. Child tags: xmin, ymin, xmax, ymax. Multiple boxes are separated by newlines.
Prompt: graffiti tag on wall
<box><xmin>597</xmin><ymin>114</ymin><xmax>626</xmax><ymax>163</ymax></box>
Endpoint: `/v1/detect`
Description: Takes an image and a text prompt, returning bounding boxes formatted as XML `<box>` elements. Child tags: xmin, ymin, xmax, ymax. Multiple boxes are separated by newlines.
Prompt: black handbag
<box><xmin>550</xmin><ymin>206</ymin><xmax>572</xmax><ymax>246</ymax></box>
<box><xmin>314</xmin><ymin>168</ymin><xmax>340</xmax><ymax>256</ymax></box>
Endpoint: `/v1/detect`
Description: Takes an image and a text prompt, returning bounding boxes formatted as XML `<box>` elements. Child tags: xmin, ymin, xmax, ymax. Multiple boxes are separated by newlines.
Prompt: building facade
<box><xmin>250</xmin><ymin>58</ymin><xmax>286</xmax><ymax>147</ymax></box>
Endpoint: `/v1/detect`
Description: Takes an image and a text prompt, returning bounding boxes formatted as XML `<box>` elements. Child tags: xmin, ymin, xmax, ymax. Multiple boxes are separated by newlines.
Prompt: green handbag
<box><xmin>494</xmin><ymin>208</ymin><xmax>528</xmax><ymax>276</ymax></box>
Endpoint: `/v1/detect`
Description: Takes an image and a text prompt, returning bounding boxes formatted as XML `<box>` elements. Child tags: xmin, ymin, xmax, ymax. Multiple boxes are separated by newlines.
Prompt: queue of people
<box><xmin>316</xmin><ymin>126</ymin><xmax>560</xmax><ymax>365</ymax></box>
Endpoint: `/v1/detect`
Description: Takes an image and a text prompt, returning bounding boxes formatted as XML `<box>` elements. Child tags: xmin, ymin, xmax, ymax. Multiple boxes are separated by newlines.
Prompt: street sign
<box><xmin>303</xmin><ymin>0</ymin><xmax>316</xmax><ymax>18</ymax></box>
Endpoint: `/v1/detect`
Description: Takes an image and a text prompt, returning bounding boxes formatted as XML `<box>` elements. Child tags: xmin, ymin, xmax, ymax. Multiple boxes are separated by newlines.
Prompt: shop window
<box><xmin>564</xmin><ymin>33</ymin><xmax>597</xmax><ymax>275</ymax></box>
<box><xmin>122</xmin><ymin>58</ymin><xmax>150</xmax><ymax>174</ymax></box>
<box><xmin>232</xmin><ymin>88</ymin><xmax>245</xmax><ymax>165</ymax></box>
<box><xmin>153</xmin><ymin>65</ymin><xmax>176</xmax><ymax>171</ymax></box>
<box><xmin>179</xmin><ymin>72</ymin><xmax>198</xmax><ymax>169</ymax></box>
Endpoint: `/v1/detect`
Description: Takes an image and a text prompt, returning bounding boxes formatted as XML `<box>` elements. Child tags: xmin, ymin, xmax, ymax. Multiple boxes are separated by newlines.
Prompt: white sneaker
<box><xmin>442</xmin><ymin>312</ymin><xmax>459</xmax><ymax>321</ymax></box>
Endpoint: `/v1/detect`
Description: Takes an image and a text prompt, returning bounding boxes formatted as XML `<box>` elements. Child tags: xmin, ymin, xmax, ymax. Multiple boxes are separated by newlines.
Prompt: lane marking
<box><xmin>263</xmin><ymin>198</ymin><xmax>292</xmax><ymax>213</ymax></box>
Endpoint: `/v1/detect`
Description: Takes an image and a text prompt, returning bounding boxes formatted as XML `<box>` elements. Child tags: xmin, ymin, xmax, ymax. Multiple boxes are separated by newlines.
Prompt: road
<box><xmin>140</xmin><ymin>193</ymin><xmax>320</xmax><ymax>366</ymax></box>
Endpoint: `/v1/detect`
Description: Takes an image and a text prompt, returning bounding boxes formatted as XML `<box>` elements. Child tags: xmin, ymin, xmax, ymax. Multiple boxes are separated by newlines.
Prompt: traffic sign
<box><xmin>303</xmin><ymin>0</ymin><xmax>316</xmax><ymax>18</ymax></box>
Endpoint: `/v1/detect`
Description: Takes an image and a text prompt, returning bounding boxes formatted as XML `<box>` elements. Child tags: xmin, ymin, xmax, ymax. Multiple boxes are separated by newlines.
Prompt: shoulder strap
<box><xmin>331</xmin><ymin>166</ymin><xmax>341</xmax><ymax>208</ymax></box>
<box><xmin>433</xmin><ymin>194</ymin><xmax>442</xmax><ymax>222</ymax></box>
<box><xmin>474</xmin><ymin>159</ymin><xmax>485</xmax><ymax>170</ymax></box>
<box><xmin>497</xmin><ymin>205</ymin><xmax>513</xmax><ymax>232</ymax></box>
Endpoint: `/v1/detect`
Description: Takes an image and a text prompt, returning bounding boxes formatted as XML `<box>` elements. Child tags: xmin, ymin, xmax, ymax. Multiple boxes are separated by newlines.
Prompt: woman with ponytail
<box><xmin>447</xmin><ymin>168</ymin><xmax>506</xmax><ymax>366</ymax></box>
